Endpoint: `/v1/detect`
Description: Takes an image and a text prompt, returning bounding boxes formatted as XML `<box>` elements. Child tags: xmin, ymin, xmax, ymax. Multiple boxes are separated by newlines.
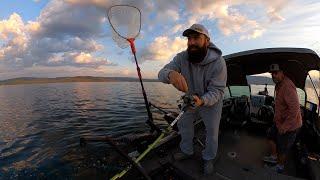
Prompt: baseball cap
<box><xmin>182</xmin><ymin>24</ymin><xmax>210</xmax><ymax>38</ymax></box>
<box><xmin>269</xmin><ymin>64</ymin><xmax>281</xmax><ymax>72</ymax></box>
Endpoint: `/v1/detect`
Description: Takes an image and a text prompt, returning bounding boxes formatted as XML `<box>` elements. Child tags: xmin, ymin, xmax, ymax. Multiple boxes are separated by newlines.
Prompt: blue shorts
<box><xmin>266</xmin><ymin>124</ymin><xmax>299</xmax><ymax>154</ymax></box>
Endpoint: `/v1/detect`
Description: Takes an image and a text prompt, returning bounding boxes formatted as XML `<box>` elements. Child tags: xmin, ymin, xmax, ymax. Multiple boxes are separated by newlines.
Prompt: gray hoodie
<box><xmin>158</xmin><ymin>42</ymin><xmax>227</xmax><ymax>106</ymax></box>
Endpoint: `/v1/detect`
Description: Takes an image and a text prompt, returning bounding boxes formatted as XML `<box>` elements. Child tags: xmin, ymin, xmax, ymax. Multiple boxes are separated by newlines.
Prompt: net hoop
<box><xmin>107</xmin><ymin>5</ymin><xmax>141</xmax><ymax>49</ymax></box>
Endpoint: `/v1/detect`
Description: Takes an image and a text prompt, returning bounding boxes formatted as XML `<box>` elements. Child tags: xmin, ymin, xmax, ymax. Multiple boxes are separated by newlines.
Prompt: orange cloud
<box><xmin>139</xmin><ymin>36</ymin><xmax>187</xmax><ymax>63</ymax></box>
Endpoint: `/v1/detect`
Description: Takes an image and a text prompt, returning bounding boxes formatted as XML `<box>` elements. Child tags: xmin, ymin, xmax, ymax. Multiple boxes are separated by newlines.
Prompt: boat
<box><xmin>80</xmin><ymin>47</ymin><xmax>320</xmax><ymax>180</ymax></box>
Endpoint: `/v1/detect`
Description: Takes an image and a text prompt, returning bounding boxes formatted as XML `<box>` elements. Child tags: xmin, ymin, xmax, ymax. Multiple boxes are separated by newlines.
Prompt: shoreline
<box><xmin>0</xmin><ymin>77</ymin><xmax>159</xmax><ymax>86</ymax></box>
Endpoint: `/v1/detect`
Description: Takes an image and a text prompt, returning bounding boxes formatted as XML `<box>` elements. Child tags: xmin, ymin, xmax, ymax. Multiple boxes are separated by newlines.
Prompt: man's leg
<box><xmin>268</xmin><ymin>139</ymin><xmax>277</xmax><ymax>157</ymax></box>
<box><xmin>200</xmin><ymin>101</ymin><xmax>222</xmax><ymax>160</ymax></box>
<box><xmin>177</xmin><ymin>110</ymin><xmax>195</xmax><ymax>155</ymax></box>
<box><xmin>199</xmin><ymin>101</ymin><xmax>223</xmax><ymax>174</ymax></box>
<box><xmin>264</xmin><ymin>125</ymin><xmax>278</xmax><ymax>164</ymax></box>
<box><xmin>276</xmin><ymin>129</ymin><xmax>298</xmax><ymax>172</ymax></box>
<box><xmin>278</xmin><ymin>153</ymin><xmax>286</xmax><ymax>166</ymax></box>
<box><xmin>273</xmin><ymin>143</ymin><xmax>287</xmax><ymax>173</ymax></box>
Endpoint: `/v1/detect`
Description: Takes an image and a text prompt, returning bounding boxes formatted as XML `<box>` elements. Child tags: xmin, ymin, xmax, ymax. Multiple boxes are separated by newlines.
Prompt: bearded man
<box><xmin>158</xmin><ymin>24</ymin><xmax>227</xmax><ymax>175</ymax></box>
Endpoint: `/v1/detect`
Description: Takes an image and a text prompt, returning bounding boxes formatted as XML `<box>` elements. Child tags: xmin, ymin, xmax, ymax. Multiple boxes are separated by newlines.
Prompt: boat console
<box><xmin>250</xmin><ymin>94</ymin><xmax>274</xmax><ymax>125</ymax></box>
<box><xmin>222</xmin><ymin>95</ymin><xmax>250</xmax><ymax>128</ymax></box>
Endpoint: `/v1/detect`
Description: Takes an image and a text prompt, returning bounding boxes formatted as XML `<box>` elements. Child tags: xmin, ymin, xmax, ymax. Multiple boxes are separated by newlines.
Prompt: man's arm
<box><xmin>158</xmin><ymin>54</ymin><xmax>188</xmax><ymax>92</ymax></box>
<box><xmin>201</xmin><ymin>57</ymin><xmax>227</xmax><ymax>106</ymax></box>
<box><xmin>158</xmin><ymin>55</ymin><xmax>181</xmax><ymax>84</ymax></box>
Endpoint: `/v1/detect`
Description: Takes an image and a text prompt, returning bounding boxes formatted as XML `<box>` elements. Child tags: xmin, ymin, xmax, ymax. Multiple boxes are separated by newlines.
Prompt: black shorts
<box><xmin>266</xmin><ymin>124</ymin><xmax>299</xmax><ymax>154</ymax></box>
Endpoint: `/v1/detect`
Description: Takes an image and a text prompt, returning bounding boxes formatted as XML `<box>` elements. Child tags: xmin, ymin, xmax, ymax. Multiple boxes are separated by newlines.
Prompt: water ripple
<box><xmin>0</xmin><ymin>82</ymin><xmax>180</xmax><ymax>178</ymax></box>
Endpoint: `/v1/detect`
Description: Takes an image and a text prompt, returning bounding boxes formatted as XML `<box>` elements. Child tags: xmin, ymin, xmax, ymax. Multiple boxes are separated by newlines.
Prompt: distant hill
<box><xmin>247</xmin><ymin>75</ymin><xmax>319</xmax><ymax>87</ymax></box>
<box><xmin>0</xmin><ymin>76</ymin><xmax>159</xmax><ymax>86</ymax></box>
<box><xmin>2</xmin><ymin>75</ymin><xmax>316</xmax><ymax>87</ymax></box>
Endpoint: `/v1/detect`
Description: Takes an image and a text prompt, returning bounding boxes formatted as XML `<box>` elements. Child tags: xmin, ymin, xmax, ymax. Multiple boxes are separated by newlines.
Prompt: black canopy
<box><xmin>224</xmin><ymin>48</ymin><xmax>320</xmax><ymax>89</ymax></box>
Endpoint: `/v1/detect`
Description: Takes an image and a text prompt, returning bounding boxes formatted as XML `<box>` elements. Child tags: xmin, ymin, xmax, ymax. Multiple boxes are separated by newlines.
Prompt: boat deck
<box><xmin>141</xmin><ymin>127</ymin><xmax>305</xmax><ymax>180</ymax></box>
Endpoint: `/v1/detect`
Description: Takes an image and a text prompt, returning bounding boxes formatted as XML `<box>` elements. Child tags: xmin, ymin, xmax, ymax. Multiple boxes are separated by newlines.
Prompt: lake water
<box><xmin>0</xmin><ymin>82</ymin><xmax>312</xmax><ymax>179</ymax></box>
<box><xmin>0</xmin><ymin>82</ymin><xmax>182</xmax><ymax>179</ymax></box>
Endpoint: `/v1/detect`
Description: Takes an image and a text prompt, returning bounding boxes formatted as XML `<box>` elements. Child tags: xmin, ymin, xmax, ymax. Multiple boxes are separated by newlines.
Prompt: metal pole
<box><xmin>308</xmin><ymin>73</ymin><xmax>320</xmax><ymax>113</ymax></box>
<box><xmin>128</xmin><ymin>38</ymin><xmax>161</xmax><ymax>134</ymax></box>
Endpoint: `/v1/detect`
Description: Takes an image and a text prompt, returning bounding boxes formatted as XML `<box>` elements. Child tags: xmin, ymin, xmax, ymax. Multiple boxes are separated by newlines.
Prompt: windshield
<box><xmin>226</xmin><ymin>86</ymin><xmax>250</xmax><ymax>98</ymax></box>
<box><xmin>305</xmin><ymin>70</ymin><xmax>320</xmax><ymax>106</ymax></box>
<box><xmin>246</xmin><ymin>74</ymin><xmax>274</xmax><ymax>96</ymax></box>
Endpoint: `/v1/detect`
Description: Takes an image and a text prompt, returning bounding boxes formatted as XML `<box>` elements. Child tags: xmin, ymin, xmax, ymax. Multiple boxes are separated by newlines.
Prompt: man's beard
<box><xmin>187</xmin><ymin>45</ymin><xmax>207</xmax><ymax>64</ymax></box>
<box><xmin>272</xmin><ymin>77</ymin><xmax>280</xmax><ymax>84</ymax></box>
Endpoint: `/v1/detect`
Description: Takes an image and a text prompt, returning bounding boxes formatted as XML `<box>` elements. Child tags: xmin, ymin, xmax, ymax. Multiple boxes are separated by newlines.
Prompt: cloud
<box><xmin>30</xmin><ymin>37</ymin><xmax>103</xmax><ymax>54</ymax></box>
<box><xmin>64</xmin><ymin>0</ymin><xmax>154</xmax><ymax>25</ymax></box>
<box><xmin>0</xmin><ymin>13</ymin><xmax>25</xmax><ymax>40</ymax></box>
<box><xmin>215</xmin><ymin>9</ymin><xmax>266</xmax><ymax>40</ymax></box>
<box><xmin>0</xmin><ymin>13</ymin><xmax>29</xmax><ymax>63</ymax></box>
<box><xmin>135</xmin><ymin>0</ymin><xmax>291</xmax><ymax>65</ymax></box>
<box><xmin>0</xmin><ymin>0</ymin><xmax>298</xmax><ymax>79</ymax></box>
<box><xmin>267</xmin><ymin>7</ymin><xmax>285</xmax><ymax>22</ymax></box>
<box><xmin>217</xmin><ymin>10</ymin><xmax>263</xmax><ymax>37</ymax></box>
<box><xmin>157</xmin><ymin>9</ymin><xmax>180</xmax><ymax>22</ymax></box>
<box><xmin>172</xmin><ymin>24</ymin><xmax>183</xmax><ymax>34</ymax></box>
<box><xmin>139</xmin><ymin>36</ymin><xmax>187</xmax><ymax>63</ymax></box>
<box><xmin>0</xmin><ymin>0</ymin><xmax>115</xmax><ymax>70</ymax></box>
<box><xmin>182</xmin><ymin>0</ymin><xmax>289</xmax><ymax>40</ymax></box>
<box><xmin>263</xmin><ymin>0</ymin><xmax>288</xmax><ymax>22</ymax></box>
<box><xmin>35</xmin><ymin>0</ymin><xmax>105</xmax><ymax>39</ymax></box>
<box><xmin>153</xmin><ymin>0</ymin><xmax>180</xmax><ymax>22</ymax></box>
<box><xmin>64</xmin><ymin>0</ymin><xmax>110</xmax><ymax>8</ymax></box>
<box><xmin>26</xmin><ymin>21</ymin><xmax>41</xmax><ymax>33</ymax></box>
<box><xmin>258</xmin><ymin>1</ymin><xmax>320</xmax><ymax>52</ymax></box>
<box><xmin>239</xmin><ymin>29</ymin><xmax>265</xmax><ymax>40</ymax></box>
<box><xmin>48</xmin><ymin>0</ymin><xmax>291</xmax><ymax>63</ymax></box>
<box><xmin>47</xmin><ymin>52</ymin><xmax>117</xmax><ymax>67</ymax></box>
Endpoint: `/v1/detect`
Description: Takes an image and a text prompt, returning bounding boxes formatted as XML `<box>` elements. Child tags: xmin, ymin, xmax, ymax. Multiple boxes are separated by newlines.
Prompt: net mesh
<box><xmin>111</xmin><ymin>28</ymin><xmax>130</xmax><ymax>49</ymax></box>
<box><xmin>108</xmin><ymin>5</ymin><xmax>141</xmax><ymax>49</ymax></box>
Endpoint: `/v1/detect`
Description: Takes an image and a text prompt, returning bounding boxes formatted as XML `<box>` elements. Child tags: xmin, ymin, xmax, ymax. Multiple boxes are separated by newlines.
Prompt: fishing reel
<box><xmin>178</xmin><ymin>93</ymin><xmax>197</xmax><ymax>110</ymax></box>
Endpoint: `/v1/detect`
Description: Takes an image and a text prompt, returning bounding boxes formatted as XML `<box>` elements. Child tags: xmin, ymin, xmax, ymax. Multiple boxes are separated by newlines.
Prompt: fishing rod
<box><xmin>110</xmin><ymin>94</ymin><xmax>196</xmax><ymax>180</ymax></box>
<box><xmin>149</xmin><ymin>102</ymin><xmax>170</xmax><ymax>114</ymax></box>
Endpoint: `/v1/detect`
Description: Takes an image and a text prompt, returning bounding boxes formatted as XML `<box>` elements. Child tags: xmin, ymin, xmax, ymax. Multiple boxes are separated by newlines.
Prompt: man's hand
<box><xmin>278</xmin><ymin>127</ymin><xmax>286</xmax><ymax>134</ymax></box>
<box><xmin>193</xmin><ymin>95</ymin><xmax>204</xmax><ymax>107</ymax></box>
<box><xmin>169</xmin><ymin>71</ymin><xmax>188</xmax><ymax>92</ymax></box>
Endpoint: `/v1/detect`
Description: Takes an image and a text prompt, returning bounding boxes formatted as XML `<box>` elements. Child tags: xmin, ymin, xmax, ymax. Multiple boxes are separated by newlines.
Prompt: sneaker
<box><xmin>263</xmin><ymin>155</ymin><xmax>277</xmax><ymax>164</ymax></box>
<box><xmin>173</xmin><ymin>151</ymin><xmax>193</xmax><ymax>161</ymax></box>
<box><xmin>203</xmin><ymin>159</ymin><xmax>215</xmax><ymax>175</ymax></box>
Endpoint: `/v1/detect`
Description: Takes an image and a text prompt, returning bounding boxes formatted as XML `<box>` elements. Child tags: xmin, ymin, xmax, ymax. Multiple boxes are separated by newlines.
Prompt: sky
<box><xmin>0</xmin><ymin>0</ymin><xmax>320</xmax><ymax>80</ymax></box>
